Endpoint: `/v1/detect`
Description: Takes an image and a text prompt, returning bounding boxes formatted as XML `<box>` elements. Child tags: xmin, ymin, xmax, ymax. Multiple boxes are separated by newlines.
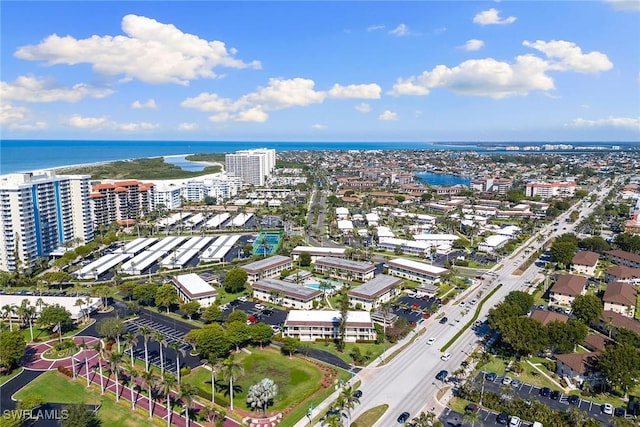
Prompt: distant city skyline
<box><xmin>1</xmin><ymin>1</ymin><xmax>639</xmax><ymax>142</ymax></box>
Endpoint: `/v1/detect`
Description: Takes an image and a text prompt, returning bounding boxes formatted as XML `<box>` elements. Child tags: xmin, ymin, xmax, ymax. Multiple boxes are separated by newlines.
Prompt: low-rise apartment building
<box><xmin>314</xmin><ymin>257</ymin><xmax>376</xmax><ymax>282</ymax></box>
<box><xmin>386</xmin><ymin>258</ymin><xmax>448</xmax><ymax>285</ymax></box>
<box><xmin>348</xmin><ymin>275</ymin><xmax>403</xmax><ymax>311</ymax></box>
<box><xmin>602</xmin><ymin>281</ymin><xmax>637</xmax><ymax>318</ymax></box>
<box><xmin>606</xmin><ymin>249</ymin><xmax>640</xmax><ymax>268</ymax></box>
<box><xmin>571</xmin><ymin>251</ymin><xmax>600</xmax><ymax>276</ymax></box>
<box><xmin>549</xmin><ymin>274</ymin><xmax>587</xmax><ymax>306</ymax></box>
<box><xmin>241</xmin><ymin>255</ymin><xmax>292</xmax><ymax>284</ymax></box>
<box><xmin>172</xmin><ymin>273</ymin><xmax>217</xmax><ymax>308</ymax></box>
<box><xmin>252</xmin><ymin>278</ymin><xmax>322</xmax><ymax>310</ymax></box>
<box><xmin>605</xmin><ymin>265</ymin><xmax>640</xmax><ymax>284</ymax></box>
<box><xmin>283</xmin><ymin>310</ymin><xmax>376</xmax><ymax>342</ymax></box>
<box><xmin>291</xmin><ymin>246</ymin><xmax>346</xmax><ymax>263</ymax></box>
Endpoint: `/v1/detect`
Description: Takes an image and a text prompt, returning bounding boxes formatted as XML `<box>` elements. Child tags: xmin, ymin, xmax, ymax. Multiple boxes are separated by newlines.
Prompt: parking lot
<box><xmin>221</xmin><ymin>300</ymin><xmax>288</xmax><ymax>327</ymax></box>
<box><xmin>124</xmin><ymin>316</ymin><xmax>194</xmax><ymax>372</ymax></box>
<box><xmin>471</xmin><ymin>372</ymin><xmax>631</xmax><ymax>425</ymax></box>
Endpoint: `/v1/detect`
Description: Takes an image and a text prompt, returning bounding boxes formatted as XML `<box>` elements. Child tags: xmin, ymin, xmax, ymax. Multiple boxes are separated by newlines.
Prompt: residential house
<box><xmin>549</xmin><ymin>274</ymin><xmax>587</xmax><ymax>306</ymax></box>
<box><xmin>602</xmin><ymin>281</ymin><xmax>637</xmax><ymax>318</ymax></box>
<box><xmin>571</xmin><ymin>251</ymin><xmax>600</xmax><ymax>276</ymax></box>
<box><xmin>530</xmin><ymin>309</ymin><xmax>570</xmax><ymax>326</ymax></box>
<box><xmin>555</xmin><ymin>352</ymin><xmax>600</xmax><ymax>387</ymax></box>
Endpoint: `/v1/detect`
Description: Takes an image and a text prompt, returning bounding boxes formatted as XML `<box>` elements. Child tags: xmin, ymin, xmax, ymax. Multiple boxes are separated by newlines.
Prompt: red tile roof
<box><xmin>572</xmin><ymin>251</ymin><xmax>600</xmax><ymax>267</ymax></box>
<box><xmin>603</xmin><ymin>281</ymin><xmax>637</xmax><ymax>306</ymax></box>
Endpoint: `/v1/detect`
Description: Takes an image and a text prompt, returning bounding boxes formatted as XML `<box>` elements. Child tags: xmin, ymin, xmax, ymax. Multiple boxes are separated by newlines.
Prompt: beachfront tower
<box><xmin>225</xmin><ymin>148</ymin><xmax>276</xmax><ymax>186</ymax></box>
<box><xmin>0</xmin><ymin>171</ymin><xmax>94</xmax><ymax>272</ymax></box>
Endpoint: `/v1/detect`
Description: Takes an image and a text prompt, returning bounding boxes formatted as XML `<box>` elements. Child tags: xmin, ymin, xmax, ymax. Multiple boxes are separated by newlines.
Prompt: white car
<box><xmin>255</xmin><ymin>303</ymin><xmax>265</xmax><ymax>310</ymax></box>
<box><xmin>502</xmin><ymin>376</ymin><xmax>512</xmax><ymax>385</ymax></box>
<box><xmin>426</xmin><ymin>337</ymin><xmax>436</xmax><ymax>345</ymax></box>
<box><xmin>602</xmin><ymin>403</ymin><xmax>613</xmax><ymax>415</ymax></box>
<box><xmin>441</xmin><ymin>352</ymin><xmax>452</xmax><ymax>361</ymax></box>
<box><xmin>469</xmin><ymin>299</ymin><xmax>478</xmax><ymax>305</ymax></box>
<box><xmin>509</xmin><ymin>416</ymin><xmax>521</xmax><ymax>427</ymax></box>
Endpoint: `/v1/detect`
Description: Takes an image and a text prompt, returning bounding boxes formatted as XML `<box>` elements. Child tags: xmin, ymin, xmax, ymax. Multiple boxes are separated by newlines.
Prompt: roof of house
<box><xmin>315</xmin><ymin>257</ymin><xmax>375</xmax><ymax>273</ymax></box>
<box><xmin>554</xmin><ymin>352</ymin><xmax>599</xmax><ymax>375</ymax></box>
<box><xmin>284</xmin><ymin>310</ymin><xmax>373</xmax><ymax>328</ymax></box>
<box><xmin>583</xmin><ymin>333</ymin><xmax>612</xmax><ymax>352</ymax></box>
<box><xmin>530</xmin><ymin>309</ymin><xmax>570</xmax><ymax>326</ymax></box>
<box><xmin>386</xmin><ymin>258</ymin><xmax>448</xmax><ymax>276</ymax></box>
<box><xmin>606</xmin><ymin>249</ymin><xmax>640</xmax><ymax>265</ymax></box>
<box><xmin>602</xmin><ymin>281</ymin><xmax>637</xmax><ymax>306</ymax></box>
<box><xmin>253</xmin><ymin>278</ymin><xmax>322</xmax><ymax>301</ymax></box>
<box><xmin>241</xmin><ymin>255</ymin><xmax>292</xmax><ymax>274</ymax></box>
<box><xmin>550</xmin><ymin>274</ymin><xmax>587</xmax><ymax>296</ymax></box>
<box><xmin>572</xmin><ymin>251</ymin><xmax>600</xmax><ymax>267</ymax></box>
<box><xmin>348</xmin><ymin>275</ymin><xmax>403</xmax><ymax>300</ymax></box>
<box><xmin>172</xmin><ymin>273</ymin><xmax>217</xmax><ymax>299</ymax></box>
<box><xmin>606</xmin><ymin>265</ymin><xmax>640</xmax><ymax>279</ymax></box>
<box><xmin>599</xmin><ymin>310</ymin><xmax>640</xmax><ymax>334</ymax></box>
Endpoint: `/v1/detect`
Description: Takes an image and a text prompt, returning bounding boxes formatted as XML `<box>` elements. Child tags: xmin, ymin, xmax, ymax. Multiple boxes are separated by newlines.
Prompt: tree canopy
<box><xmin>184</xmin><ymin>323</ymin><xmax>231</xmax><ymax>359</ymax></box>
<box><xmin>571</xmin><ymin>294</ymin><xmax>603</xmax><ymax>324</ymax></box>
<box><xmin>223</xmin><ymin>269</ymin><xmax>248</xmax><ymax>293</ymax></box>
<box><xmin>37</xmin><ymin>304</ymin><xmax>72</xmax><ymax>332</ymax></box>
<box><xmin>598</xmin><ymin>343</ymin><xmax>640</xmax><ymax>396</ymax></box>
<box><xmin>0</xmin><ymin>330</ymin><xmax>26</xmax><ymax>370</ymax></box>
<box><xmin>155</xmin><ymin>284</ymin><xmax>178</xmax><ymax>312</ymax></box>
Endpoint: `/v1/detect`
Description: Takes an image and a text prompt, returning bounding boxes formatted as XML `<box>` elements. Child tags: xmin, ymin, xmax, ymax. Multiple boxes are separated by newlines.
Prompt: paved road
<box><xmin>345</xmin><ymin>182</ymin><xmax>616</xmax><ymax>427</ymax></box>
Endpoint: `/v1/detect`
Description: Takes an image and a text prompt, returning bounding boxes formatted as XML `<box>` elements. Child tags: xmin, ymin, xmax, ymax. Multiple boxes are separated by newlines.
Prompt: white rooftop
<box><xmin>174</xmin><ymin>273</ymin><xmax>216</xmax><ymax>296</ymax></box>
<box><xmin>483</xmin><ymin>234</ymin><xmax>511</xmax><ymax>247</ymax></box>
<box><xmin>388</xmin><ymin>258</ymin><xmax>448</xmax><ymax>274</ymax></box>
<box><xmin>286</xmin><ymin>310</ymin><xmax>371</xmax><ymax>324</ymax></box>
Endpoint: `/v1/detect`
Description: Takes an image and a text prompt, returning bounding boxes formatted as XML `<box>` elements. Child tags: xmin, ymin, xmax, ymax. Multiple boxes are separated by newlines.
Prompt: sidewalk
<box><xmin>19</xmin><ymin>336</ymin><xmax>238</xmax><ymax>427</ymax></box>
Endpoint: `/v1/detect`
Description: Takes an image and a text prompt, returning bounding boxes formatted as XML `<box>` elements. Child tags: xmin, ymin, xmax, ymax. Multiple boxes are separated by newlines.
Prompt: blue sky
<box><xmin>1</xmin><ymin>1</ymin><xmax>639</xmax><ymax>142</ymax></box>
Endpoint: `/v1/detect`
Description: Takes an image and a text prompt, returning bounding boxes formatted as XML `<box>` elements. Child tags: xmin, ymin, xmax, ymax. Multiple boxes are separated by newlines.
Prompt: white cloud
<box><xmin>388</xmin><ymin>24</ymin><xmax>411</xmax><ymax>36</ymax></box>
<box><xmin>462</xmin><ymin>39</ymin><xmax>485</xmax><ymax>51</ymax></box>
<box><xmin>178</xmin><ymin>122</ymin><xmax>199</xmax><ymax>131</ymax></box>
<box><xmin>378</xmin><ymin>110</ymin><xmax>398</xmax><ymax>121</ymax></box>
<box><xmin>312</xmin><ymin>124</ymin><xmax>327</xmax><ymax>129</ymax></box>
<box><xmin>1</xmin><ymin>75</ymin><xmax>113</xmax><ymax>102</ymax></box>
<box><xmin>473</xmin><ymin>8</ymin><xmax>517</xmax><ymax>25</ymax></box>
<box><xmin>0</xmin><ymin>103</ymin><xmax>30</xmax><ymax>123</ymax></box>
<box><xmin>605</xmin><ymin>0</ymin><xmax>640</xmax><ymax>11</ymax></box>
<box><xmin>367</xmin><ymin>24</ymin><xmax>386</xmax><ymax>32</ymax></box>
<box><xmin>8</xmin><ymin>121</ymin><xmax>46</xmax><ymax>131</ymax></box>
<box><xmin>568</xmin><ymin>116</ymin><xmax>640</xmax><ymax>129</ymax></box>
<box><xmin>64</xmin><ymin>114</ymin><xmax>159</xmax><ymax>131</ymax></box>
<box><xmin>523</xmin><ymin>40</ymin><xmax>613</xmax><ymax>73</ymax></box>
<box><xmin>65</xmin><ymin>115</ymin><xmax>110</xmax><ymax>129</ymax></box>
<box><xmin>131</xmin><ymin>99</ymin><xmax>157</xmax><ymax>109</ymax></box>
<box><xmin>390</xmin><ymin>39</ymin><xmax>612</xmax><ymax>99</ymax></box>
<box><xmin>328</xmin><ymin>83</ymin><xmax>381</xmax><ymax>99</ymax></box>
<box><xmin>183</xmin><ymin>77</ymin><xmax>381</xmax><ymax>123</ymax></box>
<box><xmin>355</xmin><ymin>103</ymin><xmax>372</xmax><ymax>113</ymax></box>
<box><xmin>14</xmin><ymin>14</ymin><xmax>261</xmax><ymax>85</ymax></box>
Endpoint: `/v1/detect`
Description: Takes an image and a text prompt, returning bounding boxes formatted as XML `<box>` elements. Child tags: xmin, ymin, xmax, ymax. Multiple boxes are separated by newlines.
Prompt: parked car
<box><xmin>568</xmin><ymin>395</ymin><xmax>580</xmax><ymax>405</ymax></box>
<box><xmin>502</xmin><ymin>376</ymin><xmax>512</xmax><ymax>385</ymax></box>
<box><xmin>550</xmin><ymin>390</ymin><xmax>560</xmax><ymax>400</ymax></box>
<box><xmin>496</xmin><ymin>412</ymin><xmax>509</xmax><ymax>424</ymax></box>
<box><xmin>254</xmin><ymin>303</ymin><xmax>265</xmax><ymax>310</ymax></box>
<box><xmin>509</xmin><ymin>416</ymin><xmax>521</xmax><ymax>427</ymax></box>
<box><xmin>511</xmin><ymin>379</ymin><xmax>522</xmax><ymax>388</ymax></box>
<box><xmin>397</xmin><ymin>412</ymin><xmax>410</xmax><ymax>424</ymax></box>
<box><xmin>485</xmin><ymin>372</ymin><xmax>497</xmax><ymax>382</ymax></box>
<box><xmin>539</xmin><ymin>387</ymin><xmax>550</xmax><ymax>397</ymax></box>
<box><xmin>436</xmin><ymin>370</ymin><xmax>448</xmax><ymax>381</ymax></box>
<box><xmin>602</xmin><ymin>403</ymin><xmax>614</xmax><ymax>415</ymax></box>
<box><xmin>465</xmin><ymin>403</ymin><xmax>480</xmax><ymax>413</ymax></box>
<box><xmin>614</xmin><ymin>407</ymin><xmax>626</xmax><ymax>417</ymax></box>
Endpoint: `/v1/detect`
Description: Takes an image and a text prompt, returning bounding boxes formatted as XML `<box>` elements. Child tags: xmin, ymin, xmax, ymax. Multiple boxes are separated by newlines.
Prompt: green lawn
<box><xmin>13</xmin><ymin>371</ymin><xmax>161</xmax><ymax>426</ymax></box>
<box><xmin>477</xmin><ymin>357</ymin><xmax>508</xmax><ymax>375</ymax></box>
<box><xmin>351</xmin><ymin>404</ymin><xmax>388</xmax><ymax>427</ymax></box>
<box><xmin>0</xmin><ymin>367</ymin><xmax>23</xmax><ymax>386</ymax></box>
<box><xmin>301</xmin><ymin>341</ymin><xmax>387</xmax><ymax>365</ymax></box>
<box><xmin>182</xmin><ymin>348</ymin><xmax>325</xmax><ymax>413</ymax></box>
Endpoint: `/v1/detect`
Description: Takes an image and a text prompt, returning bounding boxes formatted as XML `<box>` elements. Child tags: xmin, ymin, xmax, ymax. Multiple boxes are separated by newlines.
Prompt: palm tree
<box><xmin>222</xmin><ymin>354</ymin><xmax>244</xmax><ymax>411</ymax></box>
<box><xmin>123</xmin><ymin>332</ymin><xmax>138</xmax><ymax>368</ymax></box>
<box><xmin>108</xmin><ymin>351</ymin><xmax>123</xmax><ymax>402</ymax></box>
<box><xmin>202</xmin><ymin>355</ymin><xmax>222</xmax><ymax>406</ymax></box>
<box><xmin>125</xmin><ymin>365</ymin><xmax>139</xmax><ymax>410</ymax></box>
<box><xmin>75</xmin><ymin>299</ymin><xmax>86</xmax><ymax>322</ymax></box>
<box><xmin>159</xmin><ymin>374</ymin><xmax>177</xmax><ymax>427</ymax></box>
<box><xmin>78</xmin><ymin>339</ymin><xmax>91</xmax><ymax>387</ymax></box>
<box><xmin>178</xmin><ymin>383</ymin><xmax>198</xmax><ymax>427</ymax></box>
<box><xmin>168</xmin><ymin>341</ymin><xmax>185</xmax><ymax>384</ymax></box>
<box><xmin>463</xmin><ymin>411</ymin><xmax>481</xmax><ymax>427</ymax></box>
<box><xmin>337</xmin><ymin>385</ymin><xmax>359</xmax><ymax>427</ymax></box>
<box><xmin>139</xmin><ymin>326</ymin><xmax>152</xmax><ymax>372</ymax></box>
<box><xmin>93</xmin><ymin>342</ymin><xmax>106</xmax><ymax>395</ymax></box>
<box><xmin>153</xmin><ymin>331</ymin><xmax>167</xmax><ymax>378</ymax></box>
<box><xmin>141</xmin><ymin>370</ymin><xmax>156</xmax><ymax>419</ymax></box>
<box><xmin>2</xmin><ymin>304</ymin><xmax>15</xmax><ymax>330</ymax></box>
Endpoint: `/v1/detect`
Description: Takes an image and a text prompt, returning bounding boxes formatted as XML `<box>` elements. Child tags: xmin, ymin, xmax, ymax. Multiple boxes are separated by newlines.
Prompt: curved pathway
<box><xmin>21</xmin><ymin>335</ymin><xmax>100</xmax><ymax>372</ymax></box>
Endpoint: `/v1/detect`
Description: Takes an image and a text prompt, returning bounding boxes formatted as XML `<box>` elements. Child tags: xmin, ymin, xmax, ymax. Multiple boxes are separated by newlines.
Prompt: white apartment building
<box><xmin>0</xmin><ymin>171</ymin><xmax>94</xmax><ymax>272</ymax></box>
<box><xmin>225</xmin><ymin>148</ymin><xmax>276</xmax><ymax>186</ymax></box>
<box><xmin>172</xmin><ymin>273</ymin><xmax>217</xmax><ymax>308</ymax></box>
<box><xmin>524</xmin><ymin>181</ymin><xmax>577</xmax><ymax>199</ymax></box>
<box><xmin>283</xmin><ymin>310</ymin><xmax>376</xmax><ymax>343</ymax></box>
<box><xmin>154</xmin><ymin>184</ymin><xmax>183</xmax><ymax>210</ymax></box>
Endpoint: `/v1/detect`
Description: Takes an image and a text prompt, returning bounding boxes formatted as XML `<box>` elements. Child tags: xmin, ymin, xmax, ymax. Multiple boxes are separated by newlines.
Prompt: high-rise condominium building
<box><xmin>90</xmin><ymin>180</ymin><xmax>155</xmax><ymax>228</ymax></box>
<box><xmin>225</xmin><ymin>148</ymin><xmax>276</xmax><ymax>186</ymax></box>
<box><xmin>0</xmin><ymin>171</ymin><xmax>94</xmax><ymax>272</ymax></box>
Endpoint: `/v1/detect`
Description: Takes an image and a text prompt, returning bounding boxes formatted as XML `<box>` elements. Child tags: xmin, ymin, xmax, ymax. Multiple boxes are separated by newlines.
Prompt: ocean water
<box><xmin>0</xmin><ymin>140</ymin><xmax>445</xmax><ymax>174</ymax></box>
<box><xmin>0</xmin><ymin>139</ymin><xmax>633</xmax><ymax>175</ymax></box>
<box><xmin>416</xmin><ymin>172</ymin><xmax>470</xmax><ymax>187</ymax></box>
